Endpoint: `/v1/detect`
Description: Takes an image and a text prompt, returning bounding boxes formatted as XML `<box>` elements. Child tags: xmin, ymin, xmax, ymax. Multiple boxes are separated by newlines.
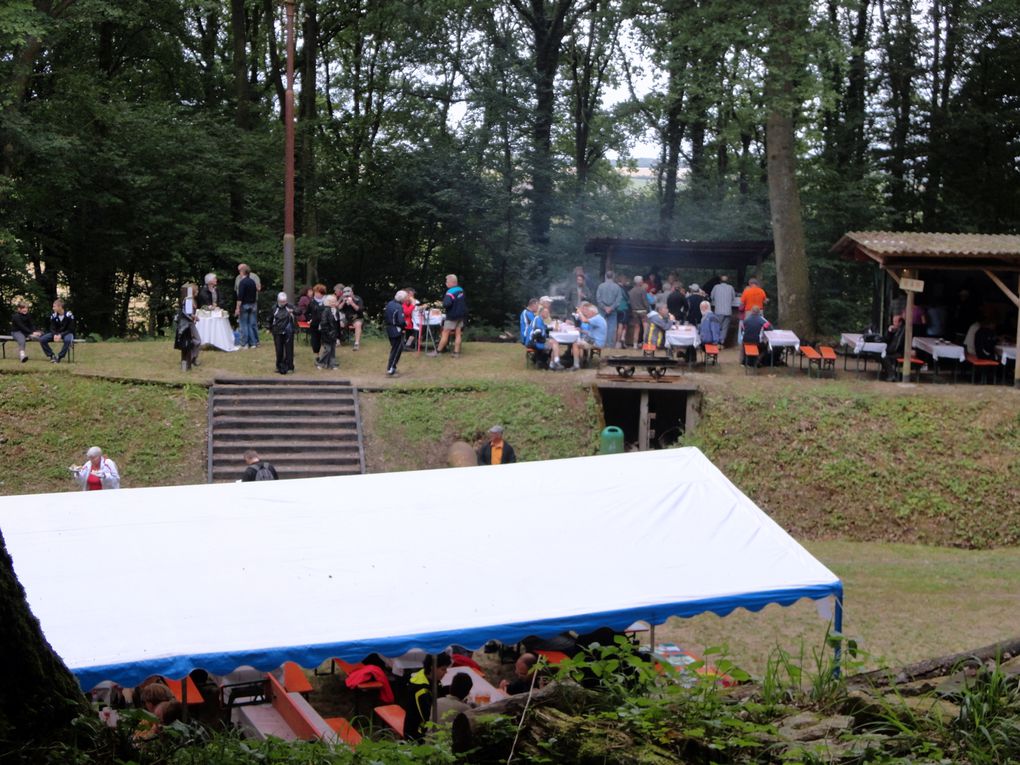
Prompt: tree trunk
<box><xmin>766</xmin><ymin>110</ymin><xmax>813</xmax><ymax>337</ymax></box>
<box><xmin>764</xmin><ymin>0</ymin><xmax>814</xmax><ymax>338</ymax></box>
<box><xmin>299</xmin><ymin>0</ymin><xmax>319</xmax><ymax>283</ymax></box>
<box><xmin>0</xmin><ymin>527</ymin><xmax>89</xmax><ymax>752</ymax></box>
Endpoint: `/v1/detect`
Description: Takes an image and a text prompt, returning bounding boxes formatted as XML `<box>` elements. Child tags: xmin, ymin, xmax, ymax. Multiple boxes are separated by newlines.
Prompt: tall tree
<box><xmin>763</xmin><ymin>0</ymin><xmax>814</xmax><ymax>336</ymax></box>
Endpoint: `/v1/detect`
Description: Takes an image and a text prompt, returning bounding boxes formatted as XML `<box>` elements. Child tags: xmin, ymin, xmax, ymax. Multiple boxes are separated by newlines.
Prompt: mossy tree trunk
<box><xmin>0</xmin><ymin>527</ymin><xmax>89</xmax><ymax>751</ymax></box>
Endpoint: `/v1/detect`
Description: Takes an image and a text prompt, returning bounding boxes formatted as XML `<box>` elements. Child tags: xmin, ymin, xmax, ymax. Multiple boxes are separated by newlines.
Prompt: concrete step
<box><xmin>213</xmin><ymin>396</ymin><xmax>355</xmax><ymax>408</ymax></box>
<box><xmin>211</xmin><ymin>465</ymin><xmax>362</xmax><ymax>481</ymax></box>
<box><xmin>214</xmin><ymin>377</ymin><xmax>353</xmax><ymax>387</ymax></box>
<box><xmin>212</xmin><ymin>415</ymin><xmax>356</xmax><ymax>427</ymax></box>
<box><xmin>211</xmin><ymin>403</ymin><xmax>354</xmax><ymax>416</ymax></box>
<box><xmin>213</xmin><ymin>431</ymin><xmax>358</xmax><ymax>443</ymax></box>
<box><xmin>211</xmin><ymin>453</ymin><xmax>361</xmax><ymax>467</ymax></box>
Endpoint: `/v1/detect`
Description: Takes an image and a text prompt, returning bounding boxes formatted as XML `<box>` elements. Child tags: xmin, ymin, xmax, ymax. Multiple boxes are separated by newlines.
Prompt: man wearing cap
<box><xmin>72</xmin><ymin>447</ymin><xmax>120</xmax><ymax>491</ymax></box>
<box><xmin>477</xmin><ymin>425</ymin><xmax>517</xmax><ymax>465</ymax></box>
<box><xmin>339</xmin><ymin>286</ymin><xmax>365</xmax><ymax>350</ymax></box>
<box><xmin>270</xmin><ymin>292</ymin><xmax>296</xmax><ymax>374</ymax></box>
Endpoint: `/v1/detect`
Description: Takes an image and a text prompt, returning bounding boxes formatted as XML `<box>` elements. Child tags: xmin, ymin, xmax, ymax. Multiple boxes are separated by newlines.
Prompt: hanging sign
<box><xmin>900</xmin><ymin>278</ymin><xmax>925</xmax><ymax>293</ymax></box>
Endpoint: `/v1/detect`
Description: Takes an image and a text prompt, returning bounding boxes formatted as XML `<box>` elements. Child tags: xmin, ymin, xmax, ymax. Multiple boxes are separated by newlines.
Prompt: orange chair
<box><xmin>702</xmin><ymin>343</ymin><xmax>719</xmax><ymax>367</ymax></box>
<box><xmin>283</xmin><ymin>661</ymin><xmax>313</xmax><ymax>697</ymax></box>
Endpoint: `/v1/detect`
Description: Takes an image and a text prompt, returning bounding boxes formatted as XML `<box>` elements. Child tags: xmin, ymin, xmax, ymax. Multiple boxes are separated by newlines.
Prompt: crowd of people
<box><xmin>519</xmin><ymin>267</ymin><xmax>769</xmax><ymax>370</ymax></box>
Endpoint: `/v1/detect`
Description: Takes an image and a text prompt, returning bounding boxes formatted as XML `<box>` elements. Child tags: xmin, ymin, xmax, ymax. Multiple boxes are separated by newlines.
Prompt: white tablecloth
<box><xmin>764</xmin><ymin>329</ymin><xmax>800</xmax><ymax>351</ymax></box>
<box><xmin>550</xmin><ymin>331</ymin><xmax>580</xmax><ymax>344</ymax></box>
<box><xmin>912</xmin><ymin>337</ymin><xmax>964</xmax><ymax>362</ymax></box>
<box><xmin>196</xmin><ymin>315</ymin><xmax>237</xmax><ymax>351</ymax></box>
<box><xmin>840</xmin><ymin>332</ymin><xmax>887</xmax><ymax>357</ymax></box>
<box><xmin>997</xmin><ymin>344</ymin><xmax>1016</xmax><ymax>365</ymax></box>
<box><xmin>665</xmin><ymin>327</ymin><xmax>700</xmax><ymax>348</ymax></box>
<box><xmin>441</xmin><ymin>666</ymin><xmax>508</xmax><ymax>705</ymax></box>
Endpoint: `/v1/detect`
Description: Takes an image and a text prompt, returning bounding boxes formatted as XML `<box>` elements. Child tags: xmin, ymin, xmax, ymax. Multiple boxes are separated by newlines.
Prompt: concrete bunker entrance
<box><xmin>596</xmin><ymin>380</ymin><xmax>701</xmax><ymax>451</ymax></box>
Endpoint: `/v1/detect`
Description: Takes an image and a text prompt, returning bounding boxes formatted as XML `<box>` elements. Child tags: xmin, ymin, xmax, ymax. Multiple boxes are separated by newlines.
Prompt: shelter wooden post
<box><xmin>638</xmin><ymin>391</ymin><xmax>650</xmax><ymax>449</ymax></box>
<box><xmin>899</xmin><ymin>269</ymin><xmax>916</xmax><ymax>383</ymax></box>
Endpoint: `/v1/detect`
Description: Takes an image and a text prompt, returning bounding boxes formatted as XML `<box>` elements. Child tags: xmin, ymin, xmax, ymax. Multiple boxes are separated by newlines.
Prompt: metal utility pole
<box><xmin>282</xmin><ymin>0</ymin><xmax>296</xmax><ymax>300</ymax></box>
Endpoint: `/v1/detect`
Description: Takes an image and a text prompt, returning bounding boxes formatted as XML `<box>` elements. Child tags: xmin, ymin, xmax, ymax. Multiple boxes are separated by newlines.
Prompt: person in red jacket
<box><xmin>402</xmin><ymin>288</ymin><xmax>418</xmax><ymax>348</ymax></box>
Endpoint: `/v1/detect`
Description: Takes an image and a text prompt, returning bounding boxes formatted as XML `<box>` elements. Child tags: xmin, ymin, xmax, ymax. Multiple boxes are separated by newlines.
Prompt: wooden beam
<box><xmin>883</xmin><ymin>267</ymin><xmax>901</xmax><ymax>287</ymax></box>
<box><xmin>638</xmin><ymin>391</ymin><xmax>649</xmax><ymax>450</ymax></box>
<box><xmin>983</xmin><ymin>269</ymin><xmax>1020</xmax><ymax>309</ymax></box>
<box><xmin>899</xmin><ymin>269</ymin><xmax>916</xmax><ymax>383</ymax></box>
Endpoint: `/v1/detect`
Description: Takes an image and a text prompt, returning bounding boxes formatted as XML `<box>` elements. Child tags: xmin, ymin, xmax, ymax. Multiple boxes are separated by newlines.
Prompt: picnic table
<box><xmin>762</xmin><ymin>329</ymin><xmax>799</xmax><ymax>366</ymax></box>
<box><xmin>195</xmin><ymin>309</ymin><xmax>237</xmax><ymax>351</ymax></box>
<box><xmin>665</xmin><ymin>326</ymin><xmax>700</xmax><ymax>348</ymax></box>
<box><xmin>912</xmin><ymin>337</ymin><xmax>965</xmax><ymax>379</ymax></box>
<box><xmin>998</xmin><ymin>344</ymin><xmax>1017</xmax><ymax>365</ymax></box>
<box><xmin>549</xmin><ymin>330</ymin><xmax>580</xmax><ymax>344</ymax></box>
<box><xmin>839</xmin><ymin>332</ymin><xmax>888</xmax><ymax>372</ymax></box>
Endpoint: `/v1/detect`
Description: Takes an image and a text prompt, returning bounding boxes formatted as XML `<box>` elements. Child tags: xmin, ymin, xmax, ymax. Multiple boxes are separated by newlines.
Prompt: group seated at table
<box><xmin>546</xmin><ymin>302</ymin><xmax>607</xmax><ymax>371</ymax></box>
<box><xmin>741</xmin><ymin>306</ymin><xmax>780</xmax><ymax>366</ymax></box>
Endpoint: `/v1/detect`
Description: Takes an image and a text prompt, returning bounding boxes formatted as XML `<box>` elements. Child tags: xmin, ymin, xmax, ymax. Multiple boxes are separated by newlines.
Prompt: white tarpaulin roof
<box><xmin>0</xmin><ymin>448</ymin><xmax>842</xmax><ymax>689</ymax></box>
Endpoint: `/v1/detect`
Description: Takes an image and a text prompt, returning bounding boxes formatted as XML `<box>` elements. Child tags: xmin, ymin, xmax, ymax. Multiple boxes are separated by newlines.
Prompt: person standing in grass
<box><xmin>477</xmin><ymin>425</ymin><xmax>517</xmax><ymax>465</ymax></box>
<box><xmin>72</xmin><ymin>446</ymin><xmax>120</xmax><ymax>491</ymax></box>
<box><xmin>430</xmin><ymin>274</ymin><xmax>467</xmax><ymax>358</ymax></box>
<box><xmin>270</xmin><ymin>292</ymin><xmax>296</xmax><ymax>375</ymax></box>
<box><xmin>339</xmin><ymin>286</ymin><xmax>365</xmax><ymax>351</ymax></box>
<box><xmin>316</xmin><ymin>295</ymin><xmax>340</xmax><ymax>369</ymax></box>
<box><xmin>384</xmin><ymin>290</ymin><xmax>408</xmax><ymax>376</ymax></box>
<box><xmin>10</xmin><ymin>301</ymin><xmax>42</xmax><ymax>363</ymax></box>
<box><xmin>235</xmin><ymin>265</ymin><xmax>259</xmax><ymax>349</ymax></box>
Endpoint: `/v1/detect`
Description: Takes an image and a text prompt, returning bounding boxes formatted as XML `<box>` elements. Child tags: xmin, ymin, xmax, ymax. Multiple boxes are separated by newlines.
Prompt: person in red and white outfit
<box><xmin>73</xmin><ymin>446</ymin><xmax>121</xmax><ymax>491</ymax></box>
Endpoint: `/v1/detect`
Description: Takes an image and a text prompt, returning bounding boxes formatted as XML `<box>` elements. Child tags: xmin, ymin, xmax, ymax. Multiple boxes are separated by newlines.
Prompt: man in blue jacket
<box><xmin>519</xmin><ymin>297</ymin><xmax>538</xmax><ymax>345</ymax></box>
<box><xmin>431</xmin><ymin>274</ymin><xmax>467</xmax><ymax>358</ymax></box>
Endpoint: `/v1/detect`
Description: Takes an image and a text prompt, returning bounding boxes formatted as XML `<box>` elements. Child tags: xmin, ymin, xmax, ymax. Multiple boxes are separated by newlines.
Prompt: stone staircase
<box><xmin>207</xmin><ymin>378</ymin><xmax>365</xmax><ymax>483</ymax></box>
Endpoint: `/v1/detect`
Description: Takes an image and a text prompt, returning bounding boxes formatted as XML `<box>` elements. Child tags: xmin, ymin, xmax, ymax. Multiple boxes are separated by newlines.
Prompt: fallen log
<box><xmin>847</xmin><ymin>635</ymin><xmax>1020</xmax><ymax>690</ymax></box>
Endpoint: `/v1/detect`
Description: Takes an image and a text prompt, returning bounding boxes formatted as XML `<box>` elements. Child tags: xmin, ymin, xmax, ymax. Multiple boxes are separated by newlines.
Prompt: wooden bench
<box><xmin>966</xmin><ymin>353</ymin><xmax>1000</xmax><ymax>384</ymax></box>
<box><xmin>283</xmin><ymin>661</ymin><xmax>313</xmax><ymax>697</ymax></box>
<box><xmin>325</xmin><ymin>716</ymin><xmax>362</xmax><ymax>748</ymax></box>
<box><xmin>602</xmin><ymin>354</ymin><xmax>680</xmax><ymax>379</ymax></box>
<box><xmin>373</xmin><ymin>703</ymin><xmax>405</xmax><ymax>738</ymax></box>
<box><xmin>701</xmin><ymin>343</ymin><xmax>719</xmax><ymax>367</ymax></box>
<box><xmin>895</xmin><ymin>356</ymin><xmax>925</xmax><ymax>382</ymax></box>
<box><xmin>742</xmin><ymin>343</ymin><xmax>759</xmax><ymax>373</ymax></box>
<box><xmin>164</xmin><ymin>676</ymin><xmax>204</xmax><ymax>706</ymax></box>
<box><xmin>818</xmin><ymin>345</ymin><xmax>837</xmax><ymax>376</ymax></box>
<box><xmin>798</xmin><ymin>345</ymin><xmax>822</xmax><ymax>376</ymax></box>
<box><xmin>267</xmin><ymin>673</ymin><xmax>340</xmax><ymax>743</ymax></box>
<box><xmin>535</xmin><ymin>650</ymin><xmax>570</xmax><ymax>665</ymax></box>
<box><xmin>0</xmin><ymin>335</ymin><xmax>86</xmax><ymax>362</ymax></box>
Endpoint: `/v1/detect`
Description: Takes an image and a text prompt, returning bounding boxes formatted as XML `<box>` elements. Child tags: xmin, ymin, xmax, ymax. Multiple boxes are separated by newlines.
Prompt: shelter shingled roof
<box><xmin>832</xmin><ymin>232</ymin><xmax>1020</xmax><ymax>271</ymax></box>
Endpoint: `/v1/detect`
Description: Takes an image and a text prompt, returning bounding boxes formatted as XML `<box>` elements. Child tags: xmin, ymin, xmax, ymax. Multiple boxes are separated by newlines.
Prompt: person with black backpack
<box><xmin>240</xmin><ymin>449</ymin><xmax>278</xmax><ymax>481</ymax></box>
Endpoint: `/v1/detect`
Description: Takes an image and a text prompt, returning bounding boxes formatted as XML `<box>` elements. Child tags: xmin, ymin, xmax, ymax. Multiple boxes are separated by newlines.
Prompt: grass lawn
<box><xmin>658</xmin><ymin>539</ymin><xmax>1020</xmax><ymax>676</ymax></box>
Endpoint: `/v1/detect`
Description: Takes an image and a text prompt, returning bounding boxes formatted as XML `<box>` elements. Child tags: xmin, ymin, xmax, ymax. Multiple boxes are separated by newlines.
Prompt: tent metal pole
<box><xmin>833</xmin><ymin>594</ymin><xmax>845</xmax><ymax>678</ymax></box>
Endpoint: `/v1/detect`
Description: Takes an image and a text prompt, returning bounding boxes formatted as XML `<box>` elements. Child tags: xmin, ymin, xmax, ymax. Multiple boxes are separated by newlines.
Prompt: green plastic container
<box><xmin>600</xmin><ymin>426</ymin><xmax>625</xmax><ymax>454</ymax></box>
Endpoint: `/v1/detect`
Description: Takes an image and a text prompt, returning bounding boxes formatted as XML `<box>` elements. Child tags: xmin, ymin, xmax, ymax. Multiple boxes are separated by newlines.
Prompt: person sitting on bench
<box><xmin>10</xmin><ymin>300</ymin><xmax>42</xmax><ymax>363</ymax></box>
<box><xmin>499</xmin><ymin>653</ymin><xmax>539</xmax><ymax>695</ymax></box>
<box><xmin>550</xmin><ymin>303</ymin><xmax>606</xmax><ymax>371</ymax></box>
<box><xmin>741</xmin><ymin>305</ymin><xmax>773</xmax><ymax>366</ymax></box>
<box><xmin>437</xmin><ymin>672</ymin><xmax>473</xmax><ymax>722</ymax></box>
<box><xmin>643</xmin><ymin>301</ymin><xmax>670</xmax><ymax>354</ymax></box>
<box><xmin>39</xmin><ymin>298</ymin><xmax>75</xmax><ymax>363</ymax></box>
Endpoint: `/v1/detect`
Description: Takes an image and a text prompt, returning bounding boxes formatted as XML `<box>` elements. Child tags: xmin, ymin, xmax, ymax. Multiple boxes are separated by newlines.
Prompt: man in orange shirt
<box><xmin>477</xmin><ymin>425</ymin><xmax>517</xmax><ymax>465</ymax></box>
<box><xmin>740</xmin><ymin>278</ymin><xmax>768</xmax><ymax>313</ymax></box>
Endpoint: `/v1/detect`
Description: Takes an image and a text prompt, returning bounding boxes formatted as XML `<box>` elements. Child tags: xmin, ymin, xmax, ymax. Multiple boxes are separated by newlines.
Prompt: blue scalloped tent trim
<box><xmin>73</xmin><ymin>581</ymin><xmax>843</xmax><ymax>689</ymax></box>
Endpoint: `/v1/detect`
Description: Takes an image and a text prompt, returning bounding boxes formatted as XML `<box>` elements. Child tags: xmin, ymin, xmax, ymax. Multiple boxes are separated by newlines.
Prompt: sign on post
<box><xmin>900</xmin><ymin>278</ymin><xmax>925</xmax><ymax>293</ymax></box>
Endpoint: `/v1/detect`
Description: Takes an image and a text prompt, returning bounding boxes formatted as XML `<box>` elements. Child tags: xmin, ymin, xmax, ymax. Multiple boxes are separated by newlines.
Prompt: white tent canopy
<box><xmin>0</xmin><ymin>448</ymin><xmax>842</xmax><ymax>690</ymax></box>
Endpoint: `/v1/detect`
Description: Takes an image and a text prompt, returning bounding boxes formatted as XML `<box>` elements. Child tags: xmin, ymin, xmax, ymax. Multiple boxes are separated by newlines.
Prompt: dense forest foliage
<box><xmin>1</xmin><ymin>0</ymin><xmax>1017</xmax><ymax>336</ymax></box>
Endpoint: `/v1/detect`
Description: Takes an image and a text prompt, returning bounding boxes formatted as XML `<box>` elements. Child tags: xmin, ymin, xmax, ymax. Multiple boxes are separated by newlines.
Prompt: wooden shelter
<box><xmin>584</xmin><ymin>238</ymin><xmax>773</xmax><ymax>286</ymax></box>
<box><xmin>832</xmin><ymin>232</ymin><xmax>1020</xmax><ymax>386</ymax></box>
